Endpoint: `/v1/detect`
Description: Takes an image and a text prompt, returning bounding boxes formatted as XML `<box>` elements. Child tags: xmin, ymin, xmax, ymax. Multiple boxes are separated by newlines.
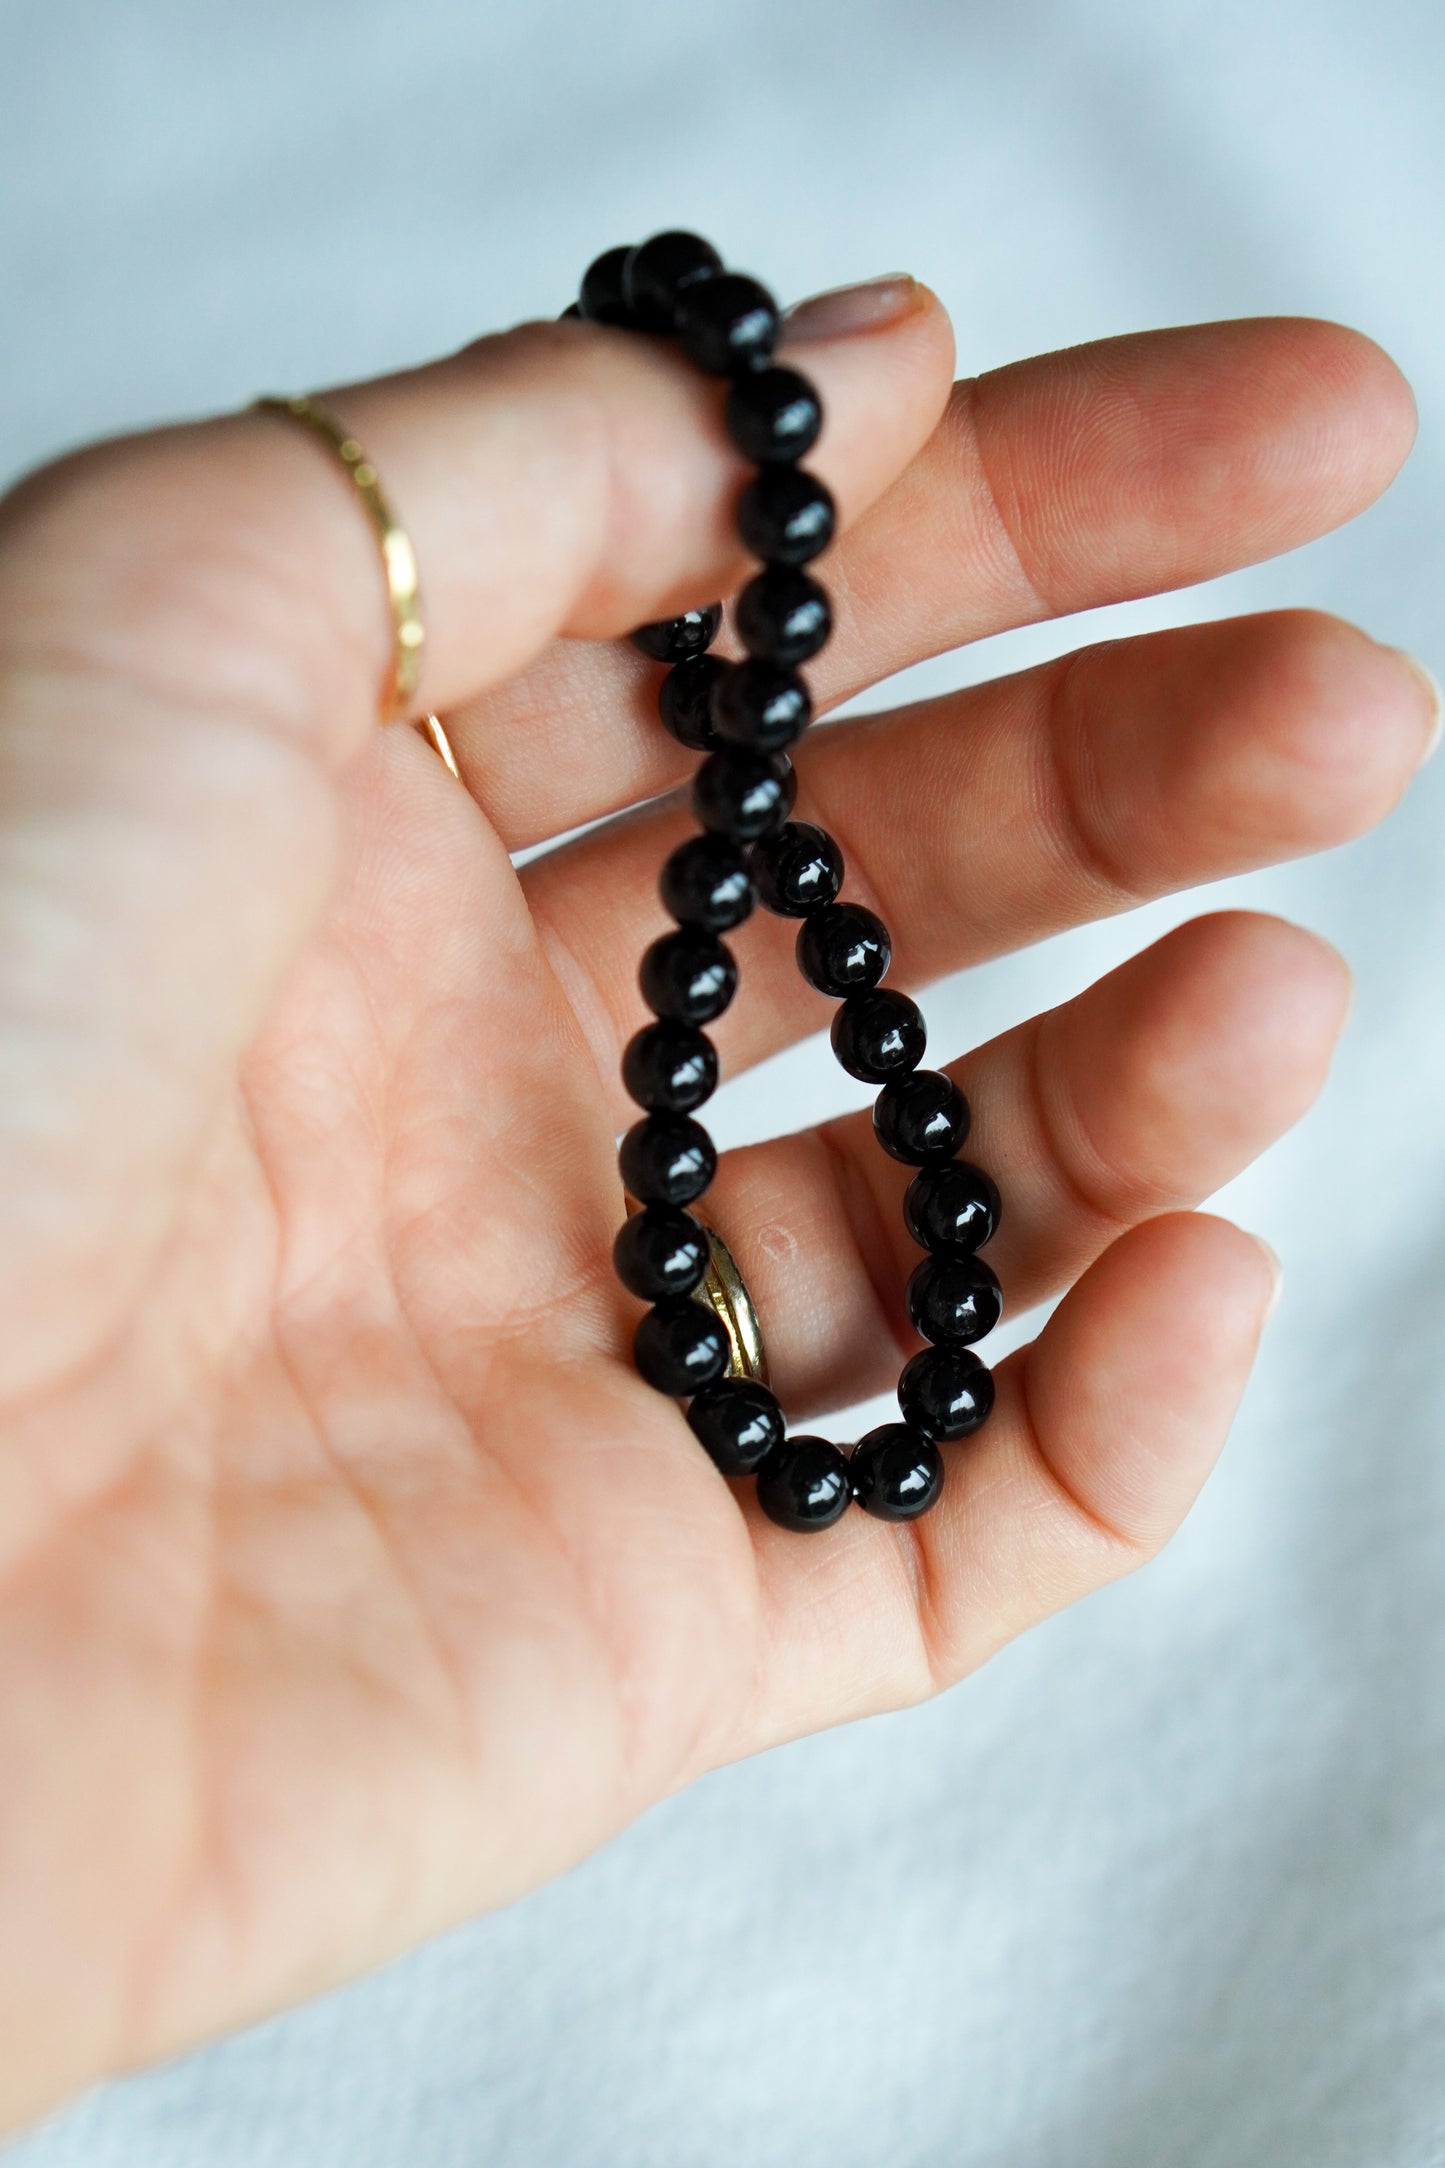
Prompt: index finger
<box><xmin>0</xmin><ymin>283</ymin><xmax>956</xmax><ymax>763</ymax></box>
<box><xmin>449</xmin><ymin>315</ymin><xmax>1416</xmax><ymax>848</ymax></box>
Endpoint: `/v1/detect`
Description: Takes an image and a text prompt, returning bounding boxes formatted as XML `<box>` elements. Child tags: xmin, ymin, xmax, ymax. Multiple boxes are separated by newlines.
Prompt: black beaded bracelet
<box><xmin>577</xmin><ymin>232</ymin><xmax>1004</xmax><ymax>1533</ymax></box>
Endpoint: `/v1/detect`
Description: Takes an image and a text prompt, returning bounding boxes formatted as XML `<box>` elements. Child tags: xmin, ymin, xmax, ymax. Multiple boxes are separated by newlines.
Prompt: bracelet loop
<box><xmin>596</xmin><ymin>232</ymin><xmax>1004</xmax><ymax>1533</ymax></box>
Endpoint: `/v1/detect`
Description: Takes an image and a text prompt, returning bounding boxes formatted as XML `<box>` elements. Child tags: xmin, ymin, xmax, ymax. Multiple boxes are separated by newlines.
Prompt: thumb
<box><xmin>0</xmin><ymin>276</ymin><xmax>955</xmax><ymax>1400</ymax></box>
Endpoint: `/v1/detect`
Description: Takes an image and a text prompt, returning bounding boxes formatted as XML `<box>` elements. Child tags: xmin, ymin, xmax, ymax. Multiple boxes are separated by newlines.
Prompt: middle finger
<box><xmin>523</xmin><ymin>607</ymin><xmax>1433</xmax><ymax>1106</ymax></box>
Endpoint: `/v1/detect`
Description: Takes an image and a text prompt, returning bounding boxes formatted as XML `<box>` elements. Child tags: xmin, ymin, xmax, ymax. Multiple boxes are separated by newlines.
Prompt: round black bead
<box><xmin>623</xmin><ymin>230</ymin><xmax>722</xmax><ymax>332</ymax></box>
<box><xmin>630</xmin><ymin>603</ymin><xmax>723</xmax><ymax>665</ymax></box>
<box><xmin>693</xmin><ymin>749</ymin><xmax>796</xmax><ymax>841</ymax></box>
<box><xmin>687</xmin><ymin>1377</ymin><xmax>786</xmax><ymax>1477</ymax></box>
<box><xmin>658</xmin><ymin>654</ymin><xmax>724</xmax><ymax>751</ymax></box>
<box><xmin>830</xmin><ymin>987</ymin><xmax>926</xmax><ymax>1082</ymax></box>
<box><xmin>736</xmin><ymin>466</ymin><xmax>836</xmax><ymax>567</ymax></box>
<box><xmin>898</xmin><ymin>1345</ymin><xmax>995</xmax><ymax>1442</ymax></box>
<box><xmin>711</xmin><ymin>658</ymin><xmax>812</xmax><ymax>752</ymax></box>
<box><xmin>724</xmin><ymin>366</ymin><xmax>823</xmax><ymax>464</ymax></box>
<box><xmin>621</xmin><ymin>1019</ymin><xmax>718</xmax><ymax>1112</ymax></box>
<box><xmin>735</xmin><ymin>566</ymin><xmax>832</xmax><ymax>666</ymax></box>
<box><xmin>676</xmin><ymin>272</ymin><xmax>780</xmax><ymax>376</ymax></box>
<box><xmin>796</xmin><ymin>902</ymin><xmax>891</xmax><ymax>996</ymax></box>
<box><xmin>639</xmin><ymin>927</ymin><xmax>737</xmax><ymax>1025</ymax></box>
<box><xmin>904</xmin><ymin>1160</ymin><xmax>1001</xmax><ymax>1255</ymax></box>
<box><xmin>906</xmin><ymin>1254</ymin><xmax>1003</xmax><ymax>1347</ymax></box>
<box><xmin>578</xmin><ymin>245</ymin><xmax>634</xmax><ymax>326</ymax></box>
<box><xmin>659</xmin><ymin>834</ymin><xmax>754</xmax><ymax>932</ymax></box>
<box><xmin>755</xmin><ymin>1435</ymin><xmax>852</xmax><ymax>1531</ymax></box>
<box><xmin>612</xmin><ymin>1203</ymin><xmax>709</xmax><ymax>1302</ymax></box>
<box><xmin>873</xmin><ymin>1070</ymin><xmax>970</xmax><ymax>1164</ymax></box>
<box><xmin>633</xmin><ymin>1300</ymin><xmax>730</xmax><ymax>1395</ymax></box>
<box><xmin>850</xmin><ymin>1423</ymin><xmax>945</xmax><ymax>1521</ymax></box>
<box><xmin>749</xmin><ymin>821</ymin><xmax>844</xmax><ymax>916</ymax></box>
<box><xmin>618</xmin><ymin>1112</ymin><xmax>716</xmax><ymax>1207</ymax></box>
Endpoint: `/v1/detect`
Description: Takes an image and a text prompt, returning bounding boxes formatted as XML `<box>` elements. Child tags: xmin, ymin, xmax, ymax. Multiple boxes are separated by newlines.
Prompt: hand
<box><xmin>0</xmin><ymin>278</ymin><xmax>1431</xmax><ymax>2128</ymax></box>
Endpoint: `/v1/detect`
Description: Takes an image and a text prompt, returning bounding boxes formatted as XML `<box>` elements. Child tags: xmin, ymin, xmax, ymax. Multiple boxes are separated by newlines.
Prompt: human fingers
<box><xmin>451</xmin><ymin>315</ymin><xmax>1415</xmax><ymax>848</ymax></box>
<box><xmin>523</xmin><ymin>609</ymin><xmax>1433</xmax><ymax>1104</ymax></box>
<box><xmin>691</xmin><ymin>910</ymin><xmax>1345</xmax><ymax>1421</ymax></box>
<box><xmin>731</xmin><ymin>1210</ymin><xmax>1278</xmax><ymax>1754</ymax></box>
<box><xmin>0</xmin><ymin>285</ymin><xmax>951</xmax><ymax>1402</ymax></box>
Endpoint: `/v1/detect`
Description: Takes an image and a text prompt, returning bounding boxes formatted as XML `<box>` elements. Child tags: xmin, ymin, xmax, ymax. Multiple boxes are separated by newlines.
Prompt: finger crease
<box><xmin>1025</xmin><ymin>1015</ymin><xmax>1139</xmax><ymax>1240</ymax></box>
<box><xmin>896</xmin><ymin>1514</ymin><xmax>951</xmax><ymax>1698</ymax></box>
<box><xmin>1040</xmin><ymin>649</ymin><xmax>1146</xmax><ymax>908</ymax></box>
<box><xmin>816</xmin><ymin>1119</ymin><xmax>914</xmax><ymax>1367</ymax></box>
<box><xmin>526</xmin><ymin>881</ymin><xmax>627</xmax><ymax>1111</ymax></box>
<box><xmin>956</xmin><ymin>377</ymin><xmax>1054</xmax><ymax>622</ymax></box>
<box><xmin>1015</xmin><ymin>1345</ymin><xmax>1149</xmax><ymax>1562</ymax></box>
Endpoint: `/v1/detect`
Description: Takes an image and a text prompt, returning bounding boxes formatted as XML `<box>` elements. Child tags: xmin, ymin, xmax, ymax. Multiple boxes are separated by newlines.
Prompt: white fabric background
<box><xmin>2</xmin><ymin>0</ymin><xmax>1443</xmax><ymax>2160</ymax></box>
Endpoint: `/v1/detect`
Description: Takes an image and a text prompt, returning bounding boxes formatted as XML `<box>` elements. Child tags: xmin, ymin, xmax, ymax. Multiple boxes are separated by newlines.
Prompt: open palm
<box><xmin>0</xmin><ymin>284</ymin><xmax>1432</xmax><ymax>2130</ymax></box>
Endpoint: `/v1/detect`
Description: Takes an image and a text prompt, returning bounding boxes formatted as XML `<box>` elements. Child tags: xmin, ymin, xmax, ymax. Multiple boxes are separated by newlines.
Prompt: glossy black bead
<box><xmin>639</xmin><ymin>927</ymin><xmax>737</xmax><ymax>1025</ymax></box>
<box><xmin>621</xmin><ymin>1019</ymin><xmax>718</xmax><ymax>1112</ymax></box>
<box><xmin>618</xmin><ymin>1112</ymin><xmax>716</xmax><ymax>1207</ymax></box>
<box><xmin>579</xmin><ymin>245</ymin><xmax>634</xmax><ymax>326</ymax></box>
<box><xmin>659</xmin><ymin>833</ymin><xmax>755</xmax><ymax>932</ymax></box>
<box><xmin>612</xmin><ymin>1202</ymin><xmax>709</xmax><ymax>1301</ymax></box>
<box><xmin>630</xmin><ymin>603</ymin><xmax>723</xmax><ymax>665</ymax></box>
<box><xmin>749</xmin><ymin>821</ymin><xmax>844</xmax><ymax>916</ymax></box>
<box><xmin>735</xmin><ymin>566</ymin><xmax>832</xmax><ymax>666</ymax></box>
<box><xmin>676</xmin><ymin>272</ymin><xmax>780</xmax><ymax>376</ymax></box>
<box><xmin>724</xmin><ymin>366</ymin><xmax>823</xmax><ymax>464</ymax></box>
<box><xmin>693</xmin><ymin>749</ymin><xmax>796</xmax><ymax>841</ymax></box>
<box><xmin>633</xmin><ymin>1300</ymin><xmax>730</xmax><ymax>1396</ymax></box>
<box><xmin>623</xmin><ymin>230</ymin><xmax>722</xmax><ymax>332</ymax></box>
<box><xmin>796</xmin><ymin>902</ymin><xmax>891</xmax><ymax>996</ymax></box>
<box><xmin>830</xmin><ymin>987</ymin><xmax>926</xmax><ymax>1083</ymax></box>
<box><xmin>736</xmin><ymin>466</ymin><xmax>836</xmax><ymax>567</ymax></box>
<box><xmin>906</xmin><ymin>1253</ymin><xmax>1004</xmax><ymax>1347</ymax></box>
<box><xmin>755</xmin><ymin>1435</ymin><xmax>852</xmax><ymax>1531</ymax></box>
<box><xmin>850</xmin><ymin>1423</ymin><xmax>945</xmax><ymax>1521</ymax></box>
<box><xmin>897</xmin><ymin>1345</ymin><xmax>995</xmax><ymax>1441</ymax></box>
<box><xmin>904</xmin><ymin>1159</ymin><xmax>1001</xmax><ymax>1255</ymax></box>
<box><xmin>658</xmin><ymin>654</ymin><xmax>724</xmax><ymax>752</ymax></box>
<box><xmin>687</xmin><ymin>1377</ymin><xmax>786</xmax><ymax>1477</ymax></box>
<box><xmin>711</xmin><ymin>658</ymin><xmax>812</xmax><ymax>752</ymax></box>
<box><xmin>873</xmin><ymin>1069</ymin><xmax>970</xmax><ymax>1164</ymax></box>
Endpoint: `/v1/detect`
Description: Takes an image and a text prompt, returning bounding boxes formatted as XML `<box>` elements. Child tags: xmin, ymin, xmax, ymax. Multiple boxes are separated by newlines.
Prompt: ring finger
<box><xmin>690</xmin><ymin>906</ymin><xmax>1348</xmax><ymax>1423</ymax></box>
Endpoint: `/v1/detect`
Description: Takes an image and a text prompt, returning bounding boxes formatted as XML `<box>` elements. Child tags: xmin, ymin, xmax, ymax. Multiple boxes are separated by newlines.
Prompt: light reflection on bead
<box><xmin>598</xmin><ymin>233</ymin><xmax>1002</xmax><ymax>1528</ymax></box>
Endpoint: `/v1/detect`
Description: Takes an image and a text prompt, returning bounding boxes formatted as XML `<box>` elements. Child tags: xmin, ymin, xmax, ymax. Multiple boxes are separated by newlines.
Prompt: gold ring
<box><xmin>696</xmin><ymin>1222</ymin><xmax>768</xmax><ymax>1385</ymax></box>
<box><xmin>688</xmin><ymin>1222</ymin><xmax>766</xmax><ymax>1387</ymax></box>
<box><xmin>416</xmin><ymin>712</ymin><xmax>462</xmax><ymax>778</ymax></box>
<box><xmin>621</xmin><ymin>1198</ymin><xmax>768</xmax><ymax>1384</ymax></box>
<box><xmin>253</xmin><ymin>392</ymin><xmax>425</xmax><ymax>722</ymax></box>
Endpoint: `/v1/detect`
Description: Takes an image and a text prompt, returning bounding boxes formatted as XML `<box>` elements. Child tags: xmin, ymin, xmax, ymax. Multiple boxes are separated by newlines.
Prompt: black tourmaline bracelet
<box><xmin>574</xmin><ymin>232</ymin><xmax>1003</xmax><ymax>1533</ymax></box>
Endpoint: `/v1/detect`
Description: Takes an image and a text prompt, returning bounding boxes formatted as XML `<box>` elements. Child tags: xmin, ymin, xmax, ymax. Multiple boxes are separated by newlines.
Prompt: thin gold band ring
<box><xmin>624</xmin><ymin>1201</ymin><xmax>767</xmax><ymax>1386</ymax></box>
<box><xmin>696</xmin><ymin>1223</ymin><xmax>768</xmax><ymax>1385</ymax></box>
<box><xmin>254</xmin><ymin>393</ymin><xmax>424</xmax><ymax>721</ymax></box>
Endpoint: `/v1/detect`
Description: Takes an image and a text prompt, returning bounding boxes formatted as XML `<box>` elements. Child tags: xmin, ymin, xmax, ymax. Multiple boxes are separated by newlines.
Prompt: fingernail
<box><xmin>1250</xmin><ymin>1235</ymin><xmax>1284</xmax><ymax>1324</ymax></box>
<box><xmin>1392</xmin><ymin>649</ymin><xmax>1443</xmax><ymax>768</ymax></box>
<box><xmin>781</xmin><ymin>274</ymin><xmax>921</xmax><ymax>344</ymax></box>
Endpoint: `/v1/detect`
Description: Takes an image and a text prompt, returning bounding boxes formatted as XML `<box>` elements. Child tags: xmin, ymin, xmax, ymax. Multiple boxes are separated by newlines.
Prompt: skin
<box><xmin>0</xmin><ymin>279</ymin><xmax>1433</xmax><ymax>2130</ymax></box>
